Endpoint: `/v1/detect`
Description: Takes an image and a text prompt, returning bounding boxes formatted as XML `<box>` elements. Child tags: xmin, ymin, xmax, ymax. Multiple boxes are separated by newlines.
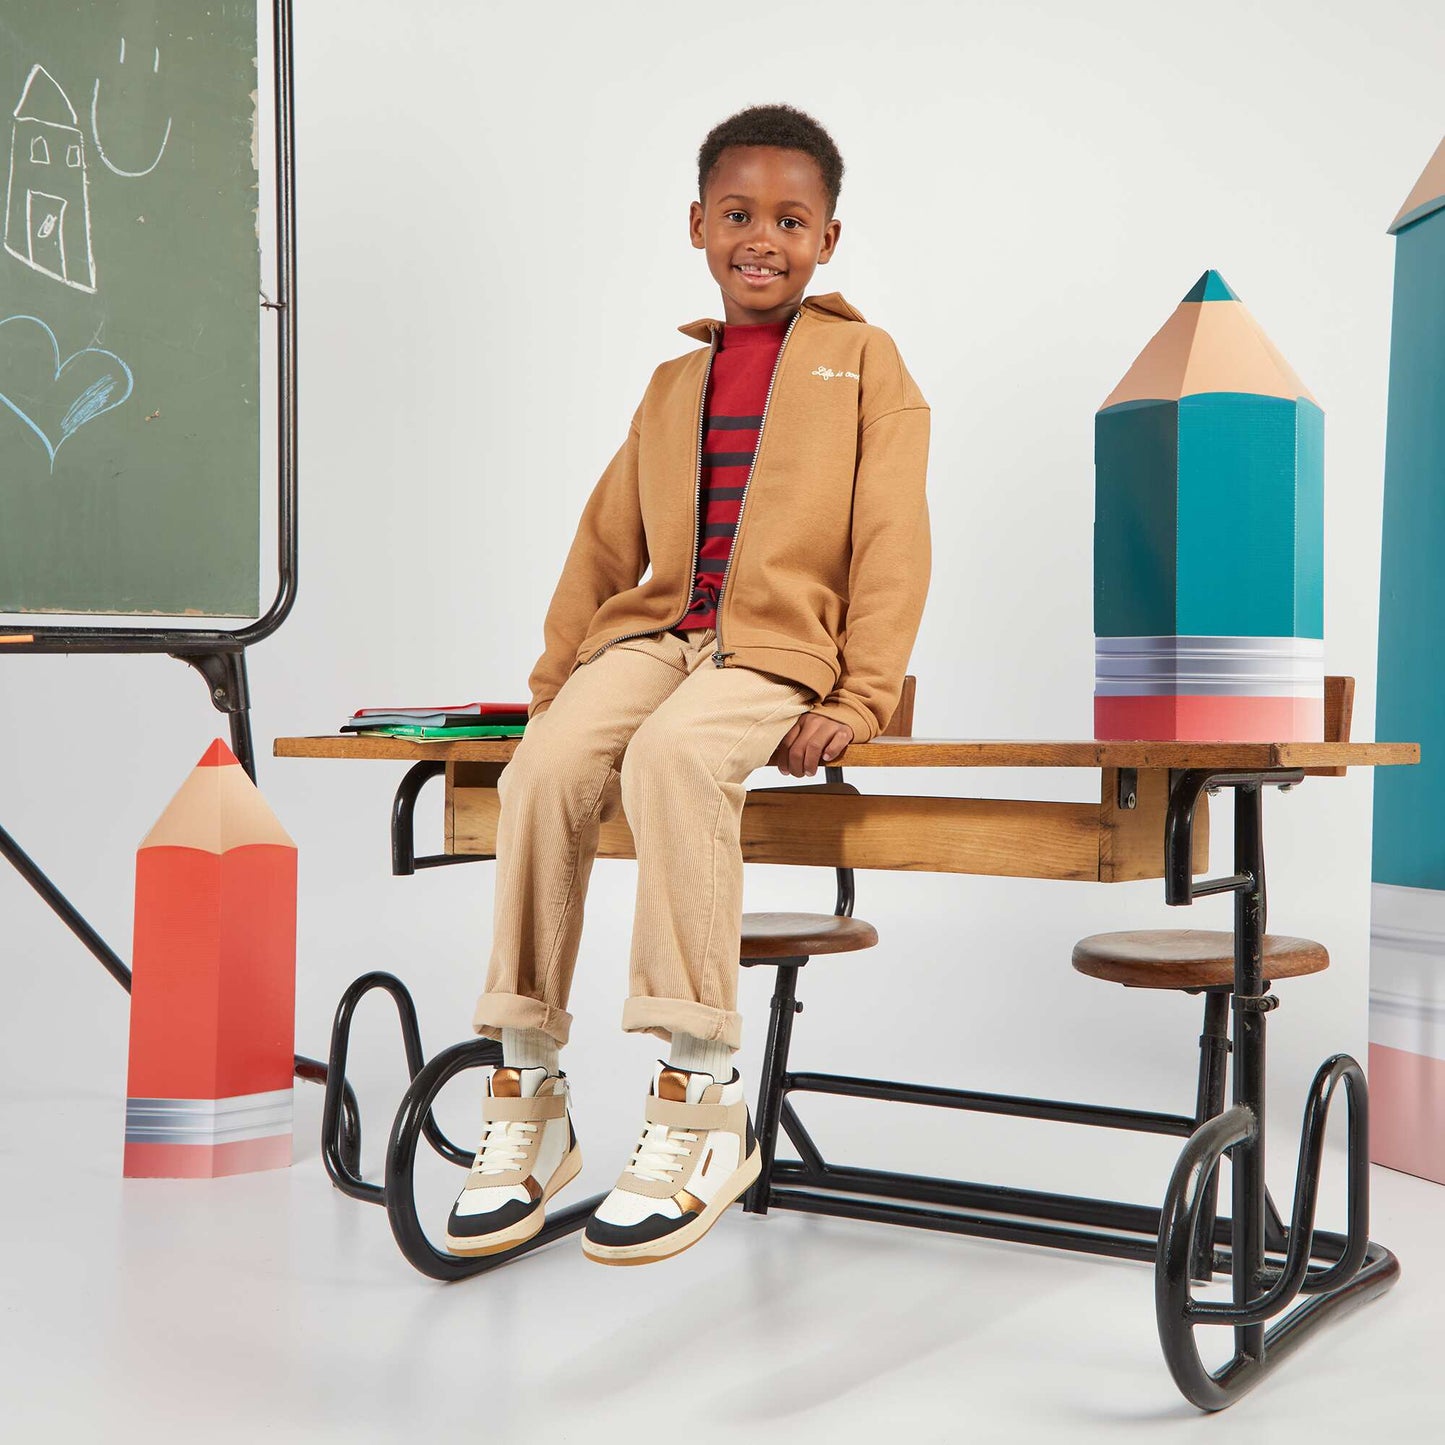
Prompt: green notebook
<box><xmin>350</xmin><ymin>724</ymin><xmax>526</xmax><ymax>739</ymax></box>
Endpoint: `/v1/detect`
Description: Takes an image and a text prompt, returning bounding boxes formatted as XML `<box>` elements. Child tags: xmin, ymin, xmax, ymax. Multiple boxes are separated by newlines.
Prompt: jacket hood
<box><xmin>676</xmin><ymin>291</ymin><xmax>866</xmax><ymax>343</ymax></box>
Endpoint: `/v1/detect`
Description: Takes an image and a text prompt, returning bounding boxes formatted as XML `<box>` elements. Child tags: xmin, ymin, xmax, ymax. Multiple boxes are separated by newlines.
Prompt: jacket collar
<box><xmin>676</xmin><ymin>291</ymin><xmax>865</xmax><ymax>343</ymax></box>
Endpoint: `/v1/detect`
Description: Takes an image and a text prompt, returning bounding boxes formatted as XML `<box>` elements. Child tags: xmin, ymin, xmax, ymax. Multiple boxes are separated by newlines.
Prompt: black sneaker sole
<box><xmin>444</xmin><ymin>1145</ymin><xmax>583</xmax><ymax>1257</ymax></box>
<box><xmin>581</xmin><ymin>1144</ymin><xmax>761</xmax><ymax>1267</ymax></box>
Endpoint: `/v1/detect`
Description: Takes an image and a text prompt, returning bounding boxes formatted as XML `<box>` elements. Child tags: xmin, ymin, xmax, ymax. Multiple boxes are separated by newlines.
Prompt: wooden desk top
<box><xmin>274</xmin><ymin>735</ymin><xmax>1418</xmax><ymax>770</ymax></box>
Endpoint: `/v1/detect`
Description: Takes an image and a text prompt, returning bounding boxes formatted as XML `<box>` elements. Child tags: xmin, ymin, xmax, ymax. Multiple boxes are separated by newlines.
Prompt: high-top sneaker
<box><xmin>444</xmin><ymin>1065</ymin><xmax>581</xmax><ymax>1257</ymax></box>
<box><xmin>582</xmin><ymin>1061</ymin><xmax>761</xmax><ymax>1266</ymax></box>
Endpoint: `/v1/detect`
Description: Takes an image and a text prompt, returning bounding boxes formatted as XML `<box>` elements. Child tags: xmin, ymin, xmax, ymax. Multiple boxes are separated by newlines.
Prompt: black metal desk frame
<box><xmin>318</xmin><ymin>756</ymin><xmax>1398</xmax><ymax>1410</ymax></box>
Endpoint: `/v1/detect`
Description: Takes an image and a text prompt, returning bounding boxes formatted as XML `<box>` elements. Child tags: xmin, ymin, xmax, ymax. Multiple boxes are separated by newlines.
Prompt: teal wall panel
<box><xmin>1374</xmin><ymin>213</ymin><xmax>1445</xmax><ymax>887</ymax></box>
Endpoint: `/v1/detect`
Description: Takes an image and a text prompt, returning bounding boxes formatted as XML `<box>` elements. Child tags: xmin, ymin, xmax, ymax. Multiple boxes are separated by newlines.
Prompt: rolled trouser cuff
<box><xmin>620</xmin><ymin>995</ymin><xmax>743</xmax><ymax>1049</ymax></box>
<box><xmin>473</xmin><ymin>991</ymin><xmax>573</xmax><ymax>1046</ymax></box>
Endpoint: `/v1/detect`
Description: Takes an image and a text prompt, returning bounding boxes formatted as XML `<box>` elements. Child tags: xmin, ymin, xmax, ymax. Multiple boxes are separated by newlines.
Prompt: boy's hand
<box><xmin>771</xmin><ymin>714</ymin><xmax>854</xmax><ymax>776</ymax></box>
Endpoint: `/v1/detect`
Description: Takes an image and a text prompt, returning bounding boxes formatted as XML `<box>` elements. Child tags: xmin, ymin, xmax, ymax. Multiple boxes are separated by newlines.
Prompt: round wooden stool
<box><xmin>1071</xmin><ymin>927</ymin><xmax>1329</xmax><ymax>1281</ymax></box>
<box><xmin>1072</xmin><ymin>930</ymin><xmax>1329</xmax><ymax>991</ymax></box>
<box><xmin>737</xmin><ymin>910</ymin><xmax>880</xmax><ymax>1213</ymax></box>
<box><xmin>1071</xmin><ymin>928</ymin><xmax>1330</xmax><ymax>1133</ymax></box>
<box><xmin>741</xmin><ymin>911</ymin><xmax>879</xmax><ymax>959</ymax></box>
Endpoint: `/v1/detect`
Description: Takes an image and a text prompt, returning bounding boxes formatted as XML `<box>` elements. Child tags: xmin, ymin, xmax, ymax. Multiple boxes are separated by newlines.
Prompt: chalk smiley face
<box><xmin>91</xmin><ymin>35</ymin><xmax>173</xmax><ymax>179</ymax></box>
<box><xmin>0</xmin><ymin>314</ymin><xmax>134</xmax><ymax>470</ymax></box>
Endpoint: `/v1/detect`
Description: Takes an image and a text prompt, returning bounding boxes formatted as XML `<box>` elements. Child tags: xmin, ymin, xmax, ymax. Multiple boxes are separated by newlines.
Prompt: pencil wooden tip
<box><xmin>1390</xmin><ymin>135</ymin><xmax>1445</xmax><ymax>235</ymax></box>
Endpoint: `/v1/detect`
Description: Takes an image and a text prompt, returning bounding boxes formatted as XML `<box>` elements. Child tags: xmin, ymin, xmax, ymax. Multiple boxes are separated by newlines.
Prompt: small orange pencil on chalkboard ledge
<box><xmin>124</xmin><ymin>741</ymin><xmax>297</xmax><ymax>1178</ymax></box>
<box><xmin>341</xmin><ymin>701</ymin><xmax>530</xmax><ymax>739</ymax></box>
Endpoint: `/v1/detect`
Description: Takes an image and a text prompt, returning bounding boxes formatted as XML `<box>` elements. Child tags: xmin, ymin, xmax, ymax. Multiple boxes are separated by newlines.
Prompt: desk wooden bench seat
<box><xmin>274</xmin><ymin>735</ymin><xmax>1412</xmax><ymax>884</ymax></box>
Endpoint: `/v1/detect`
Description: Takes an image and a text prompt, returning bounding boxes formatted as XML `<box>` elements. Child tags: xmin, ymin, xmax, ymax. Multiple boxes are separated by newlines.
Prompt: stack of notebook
<box><xmin>341</xmin><ymin>702</ymin><xmax>530</xmax><ymax>739</ymax></box>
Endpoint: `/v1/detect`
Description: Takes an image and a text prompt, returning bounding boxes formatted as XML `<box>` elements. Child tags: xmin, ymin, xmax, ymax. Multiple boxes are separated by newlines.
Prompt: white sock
<box><xmin>667</xmin><ymin>1032</ymin><xmax>735</xmax><ymax>1082</ymax></box>
<box><xmin>501</xmin><ymin>1027</ymin><xmax>560</xmax><ymax>1076</ymax></box>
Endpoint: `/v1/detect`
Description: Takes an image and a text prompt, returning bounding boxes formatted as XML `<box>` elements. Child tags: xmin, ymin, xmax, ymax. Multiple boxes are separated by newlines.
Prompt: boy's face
<box><xmin>690</xmin><ymin>145</ymin><xmax>841</xmax><ymax>326</ymax></box>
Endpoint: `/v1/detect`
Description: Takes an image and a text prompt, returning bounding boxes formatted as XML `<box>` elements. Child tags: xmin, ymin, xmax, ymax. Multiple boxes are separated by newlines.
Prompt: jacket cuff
<box><xmin>807</xmin><ymin>697</ymin><xmax>877</xmax><ymax>748</ymax></box>
<box><xmin>528</xmin><ymin>697</ymin><xmax>555</xmax><ymax>721</ymax></box>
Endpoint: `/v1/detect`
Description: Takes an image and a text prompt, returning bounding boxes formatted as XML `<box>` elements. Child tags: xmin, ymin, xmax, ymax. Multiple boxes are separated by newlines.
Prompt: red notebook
<box><xmin>352</xmin><ymin>702</ymin><xmax>529</xmax><ymax>717</ymax></box>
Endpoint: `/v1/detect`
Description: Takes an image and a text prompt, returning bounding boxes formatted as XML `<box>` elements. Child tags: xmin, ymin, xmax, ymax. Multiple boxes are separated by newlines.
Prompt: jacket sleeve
<box><xmin>806</xmin><ymin>401</ymin><xmax>931</xmax><ymax>745</ymax></box>
<box><xmin>526</xmin><ymin>407</ymin><xmax>648</xmax><ymax>720</ymax></box>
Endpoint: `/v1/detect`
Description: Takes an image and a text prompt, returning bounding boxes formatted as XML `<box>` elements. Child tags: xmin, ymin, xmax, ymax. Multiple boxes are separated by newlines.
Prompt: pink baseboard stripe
<box><xmin>1369</xmin><ymin>1043</ymin><xmax>1445</xmax><ymax>1184</ymax></box>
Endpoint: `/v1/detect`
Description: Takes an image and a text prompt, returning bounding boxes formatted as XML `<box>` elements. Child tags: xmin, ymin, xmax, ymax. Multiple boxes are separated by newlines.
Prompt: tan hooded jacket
<box><xmin>526</xmin><ymin>291</ymin><xmax>931</xmax><ymax>745</ymax></box>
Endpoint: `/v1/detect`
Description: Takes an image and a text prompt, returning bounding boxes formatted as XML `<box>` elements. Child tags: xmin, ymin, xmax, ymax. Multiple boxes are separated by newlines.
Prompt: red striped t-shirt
<box><xmin>670</xmin><ymin>315</ymin><xmax>792</xmax><ymax>637</ymax></box>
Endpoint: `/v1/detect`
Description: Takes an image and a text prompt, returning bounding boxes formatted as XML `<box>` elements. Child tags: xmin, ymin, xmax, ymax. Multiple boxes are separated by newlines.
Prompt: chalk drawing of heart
<box><xmin>0</xmin><ymin>314</ymin><xmax>134</xmax><ymax>471</ymax></box>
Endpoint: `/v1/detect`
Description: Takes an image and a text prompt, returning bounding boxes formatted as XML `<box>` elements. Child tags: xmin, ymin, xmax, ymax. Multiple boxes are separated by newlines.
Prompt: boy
<box><xmin>447</xmin><ymin>103</ymin><xmax>930</xmax><ymax>1266</ymax></box>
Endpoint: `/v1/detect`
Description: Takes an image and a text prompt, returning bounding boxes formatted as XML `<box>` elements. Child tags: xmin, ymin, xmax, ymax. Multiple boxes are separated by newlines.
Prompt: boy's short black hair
<box><xmin>697</xmin><ymin>104</ymin><xmax>844</xmax><ymax>217</ymax></box>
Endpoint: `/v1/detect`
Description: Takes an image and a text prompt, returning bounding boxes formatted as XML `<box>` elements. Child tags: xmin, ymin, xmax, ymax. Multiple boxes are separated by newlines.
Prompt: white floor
<box><xmin>6</xmin><ymin>993</ymin><xmax>1444</xmax><ymax>1445</ymax></box>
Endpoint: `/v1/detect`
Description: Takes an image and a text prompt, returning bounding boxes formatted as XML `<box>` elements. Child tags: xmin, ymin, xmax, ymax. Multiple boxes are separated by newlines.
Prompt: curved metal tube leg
<box><xmin>1156</xmin><ymin>1056</ymin><xmax>1400</xmax><ymax>1411</ymax></box>
<box><xmin>392</xmin><ymin>760</ymin><xmax>491</xmax><ymax>873</ymax></box>
<box><xmin>383</xmin><ymin>1040</ymin><xmax>605</xmax><ymax>1280</ymax></box>
<box><xmin>296</xmin><ymin>1052</ymin><xmax>360</xmax><ymax>1174</ymax></box>
<box><xmin>321</xmin><ymin>971</ymin><xmax>481</xmax><ymax>1203</ymax></box>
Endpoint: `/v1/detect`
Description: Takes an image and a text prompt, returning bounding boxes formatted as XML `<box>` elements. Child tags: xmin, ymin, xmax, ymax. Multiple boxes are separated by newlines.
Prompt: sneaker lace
<box><xmin>472</xmin><ymin>1118</ymin><xmax>537</xmax><ymax>1176</ymax></box>
<box><xmin>626</xmin><ymin>1119</ymin><xmax>698</xmax><ymax>1184</ymax></box>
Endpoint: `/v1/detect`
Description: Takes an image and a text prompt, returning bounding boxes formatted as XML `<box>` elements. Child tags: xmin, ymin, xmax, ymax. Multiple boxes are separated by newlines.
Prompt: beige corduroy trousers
<box><xmin>473</xmin><ymin>626</ymin><xmax>814</xmax><ymax>1050</ymax></box>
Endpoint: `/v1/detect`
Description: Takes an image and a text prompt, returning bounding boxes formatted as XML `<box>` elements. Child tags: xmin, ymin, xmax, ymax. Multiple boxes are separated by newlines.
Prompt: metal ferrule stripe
<box><xmin>1094</xmin><ymin>636</ymin><xmax>1326</xmax><ymax>657</ymax></box>
<box><xmin>1095</xmin><ymin>636</ymin><xmax>1324</xmax><ymax>695</ymax></box>
<box><xmin>125</xmin><ymin>1089</ymin><xmax>294</xmax><ymax>1146</ymax></box>
<box><xmin>1094</xmin><ymin>679</ymin><xmax>1323</xmax><ymax>697</ymax></box>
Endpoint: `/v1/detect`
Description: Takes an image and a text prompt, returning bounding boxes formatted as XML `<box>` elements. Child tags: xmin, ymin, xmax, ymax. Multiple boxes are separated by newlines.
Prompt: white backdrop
<box><xmin>4</xmin><ymin>0</ymin><xmax>1441</xmax><ymax>1213</ymax></box>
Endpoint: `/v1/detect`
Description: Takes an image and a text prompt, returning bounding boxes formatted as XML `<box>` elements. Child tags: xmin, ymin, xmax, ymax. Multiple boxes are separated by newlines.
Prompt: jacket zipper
<box><xmin>710</xmin><ymin>306</ymin><xmax>802</xmax><ymax>667</ymax></box>
<box><xmin>579</xmin><ymin>327</ymin><xmax>721</xmax><ymax>666</ymax></box>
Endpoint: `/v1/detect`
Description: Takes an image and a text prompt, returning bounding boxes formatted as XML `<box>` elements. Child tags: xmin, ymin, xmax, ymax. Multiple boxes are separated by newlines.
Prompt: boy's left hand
<box><xmin>771</xmin><ymin>714</ymin><xmax>854</xmax><ymax>776</ymax></box>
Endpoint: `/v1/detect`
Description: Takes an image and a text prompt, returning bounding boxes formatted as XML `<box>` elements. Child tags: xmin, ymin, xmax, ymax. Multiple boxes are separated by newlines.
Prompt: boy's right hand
<box><xmin>770</xmin><ymin>714</ymin><xmax>854</xmax><ymax>777</ymax></box>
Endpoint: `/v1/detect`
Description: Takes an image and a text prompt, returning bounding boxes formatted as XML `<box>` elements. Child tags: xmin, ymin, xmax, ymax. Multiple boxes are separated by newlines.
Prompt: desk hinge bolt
<box><xmin>1117</xmin><ymin>769</ymin><xmax>1138</xmax><ymax>810</ymax></box>
<box><xmin>1236</xmin><ymin>993</ymin><xmax>1280</xmax><ymax>1014</ymax></box>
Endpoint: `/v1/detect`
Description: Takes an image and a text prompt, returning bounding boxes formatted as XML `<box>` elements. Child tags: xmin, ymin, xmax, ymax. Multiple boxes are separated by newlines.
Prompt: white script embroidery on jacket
<box><xmin>811</xmin><ymin>365</ymin><xmax>860</xmax><ymax>381</ymax></box>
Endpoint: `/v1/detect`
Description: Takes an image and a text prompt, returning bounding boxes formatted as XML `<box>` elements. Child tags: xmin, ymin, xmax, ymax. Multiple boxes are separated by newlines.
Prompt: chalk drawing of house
<box><xmin>3</xmin><ymin>64</ymin><xmax>96</xmax><ymax>293</ymax></box>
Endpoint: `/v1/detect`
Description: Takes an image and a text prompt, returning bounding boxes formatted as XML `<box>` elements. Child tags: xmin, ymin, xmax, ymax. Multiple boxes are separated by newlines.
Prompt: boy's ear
<box><xmin>817</xmin><ymin>216</ymin><xmax>842</xmax><ymax>265</ymax></box>
<box><xmin>688</xmin><ymin>199</ymin><xmax>705</xmax><ymax>249</ymax></box>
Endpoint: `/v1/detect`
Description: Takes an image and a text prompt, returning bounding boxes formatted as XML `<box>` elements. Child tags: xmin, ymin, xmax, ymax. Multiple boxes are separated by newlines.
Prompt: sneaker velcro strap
<box><xmin>482</xmin><ymin>1093</ymin><xmax>567</xmax><ymax>1123</ymax></box>
<box><xmin>644</xmin><ymin>1096</ymin><xmax>734</xmax><ymax>1131</ymax></box>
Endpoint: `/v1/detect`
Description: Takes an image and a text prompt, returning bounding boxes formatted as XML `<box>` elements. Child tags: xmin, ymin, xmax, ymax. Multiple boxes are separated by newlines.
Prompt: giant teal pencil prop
<box><xmin>1094</xmin><ymin>271</ymin><xmax>1324</xmax><ymax>741</ymax></box>
<box><xmin>1370</xmin><ymin>137</ymin><xmax>1445</xmax><ymax>1185</ymax></box>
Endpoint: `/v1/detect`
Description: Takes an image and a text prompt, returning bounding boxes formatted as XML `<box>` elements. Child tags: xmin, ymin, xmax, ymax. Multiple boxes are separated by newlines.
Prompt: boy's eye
<box><xmin>720</xmin><ymin>210</ymin><xmax>804</xmax><ymax>231</ymax></box>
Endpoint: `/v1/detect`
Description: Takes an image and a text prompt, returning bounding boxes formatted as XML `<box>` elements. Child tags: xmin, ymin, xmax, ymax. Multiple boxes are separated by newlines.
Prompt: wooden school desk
<box><xmin>275</xmin><ymin>729</ymin><xmax>1417</xmax><ymax>1411</ymax></box>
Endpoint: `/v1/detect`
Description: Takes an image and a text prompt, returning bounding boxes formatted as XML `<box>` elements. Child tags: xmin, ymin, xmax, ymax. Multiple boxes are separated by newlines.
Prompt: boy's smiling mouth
<box><xmin>735</xmin><ymin>262</ymin><xmax>785</xmax><ymax>285</ymax></box>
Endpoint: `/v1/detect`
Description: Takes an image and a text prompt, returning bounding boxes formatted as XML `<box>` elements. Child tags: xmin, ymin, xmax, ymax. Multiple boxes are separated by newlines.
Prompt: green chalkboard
<box><xmin>0</xmin><ymin>0</ymin><xmax>260</xmax><ymax>616</ymax></box>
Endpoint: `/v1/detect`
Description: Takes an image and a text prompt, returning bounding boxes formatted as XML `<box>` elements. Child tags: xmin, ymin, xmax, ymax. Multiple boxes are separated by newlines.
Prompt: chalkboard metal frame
<box><xmin>0</xmin><ymin>0</ymin><xmax>299</xmax><ymax>783</ymax></box>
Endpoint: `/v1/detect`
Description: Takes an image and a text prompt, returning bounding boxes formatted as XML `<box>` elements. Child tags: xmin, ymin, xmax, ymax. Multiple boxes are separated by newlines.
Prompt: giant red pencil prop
<box><xmin>124</xmin><ymin>740</ymin><xmax>297</xmax><ymax>1178</ymax></box>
